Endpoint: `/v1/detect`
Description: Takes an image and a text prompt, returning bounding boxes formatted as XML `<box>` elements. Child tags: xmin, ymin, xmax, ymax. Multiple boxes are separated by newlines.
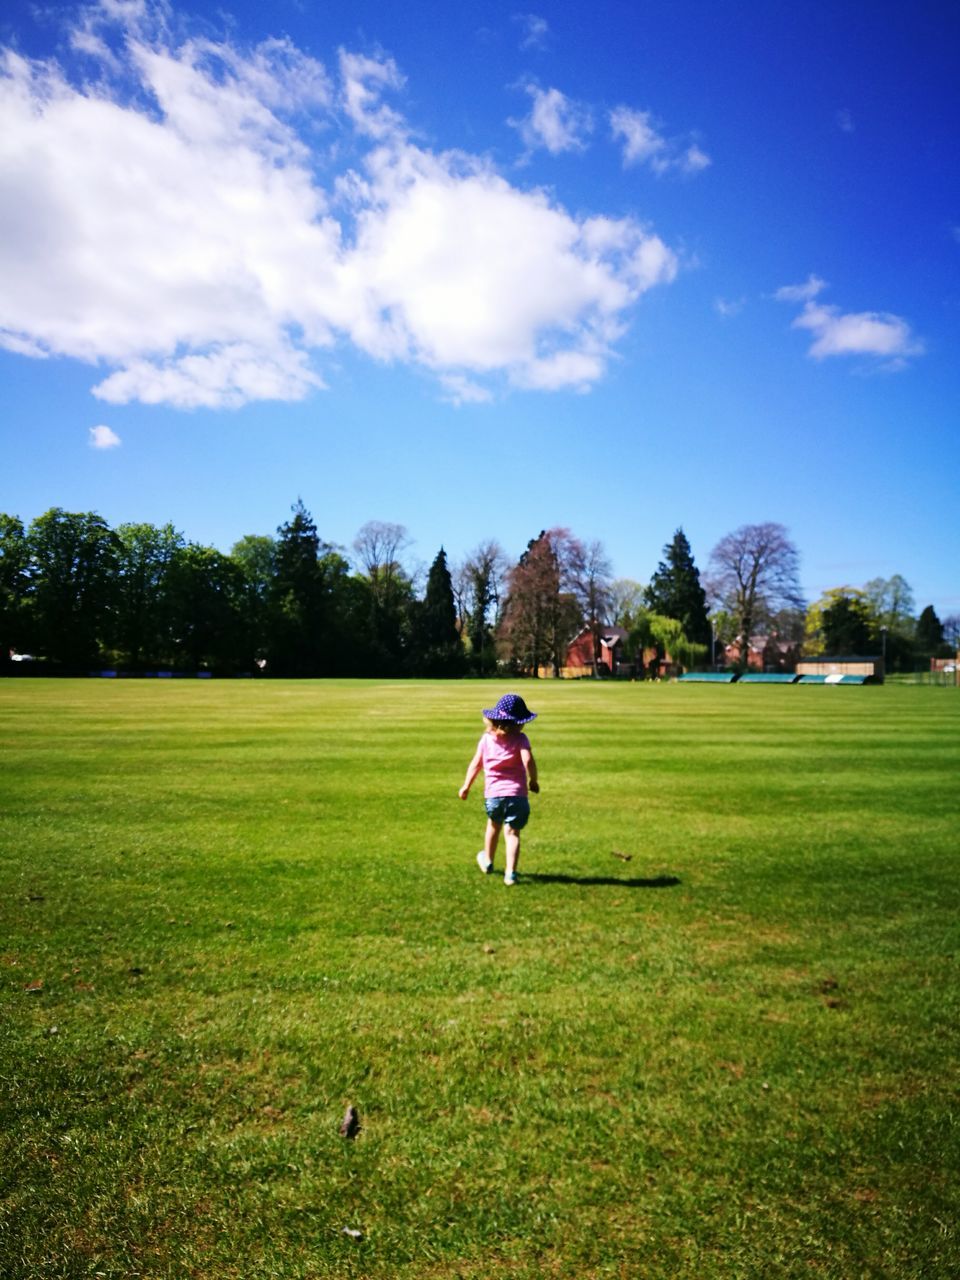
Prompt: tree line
<box><xmin>0</xmin><ymin>505</ymin><xmax>954</xmax><ymax>676</ymax></box>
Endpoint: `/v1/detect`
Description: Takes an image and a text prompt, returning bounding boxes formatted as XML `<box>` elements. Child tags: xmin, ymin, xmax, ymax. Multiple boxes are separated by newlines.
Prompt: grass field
<box><xmin>2</xmin><ymin>678</ymin><xmax>958</xmax><ymax>1279</ymax></box>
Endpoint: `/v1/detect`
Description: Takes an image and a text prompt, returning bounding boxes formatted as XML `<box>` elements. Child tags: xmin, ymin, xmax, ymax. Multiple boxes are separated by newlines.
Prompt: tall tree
<box><xmin>863</xmin><ymin>575</ymin><xmax>915</xmax><ymax>631</ymax></box>
<box><xmin>608</xmin><ymin>578</ymin><xmax>646</xmax><ymax>630</ymax></box>
<box><xmin>574</xmin><ymin>539</ymin><xmax>613</xmax><ymax>676</ymax></box>
<box><xmin>915</xmin><ymin>604</ymin><xmax>944</xmax><ymax>657</ymax></box>
<box><xmin>114</xmin><ymin>522</ymin><xmax>183</xmax><ymax>668</ymax></box>
<box><xmin>409</xmin><ymin>547</ymin><xmax>464</xmax><ymax>675</ymax></box>
<box><xmin>167</xmin><ymin>543</ymin><xmax>246</xmax><ymax>671</ymax></box>
<box><xmin>821</xmin><ymin>594</ymin><xmax>872</xmax><ymax>654</ymax></box>
<box><xmin>0</xmin><ymin>515</ymin><xmax>30</xmax><ymax>666</ymax></box>
<box><xmin>231</xmin><ymin>534</ymin><xmax>277</xmax><ymax>665</ymax></box>
<box><xmin>462</xmin><ymin>540</ymin><xmax>507</xmax><ymax>674</ymax></box>
<box><xmin>863</xmin><ymin>574</ymin><xmax>916</xmax><ymax>672</ymax></box>
<box><xmin>26</xmin><ymin>508</ymin><xmax>120</xmax><ymax>668</ymax></box>
<box><xmin>706</xmin><ymin>522</ymin><xmax>803</xmax><ymax>667</ymax></box>
<box><xmin>804</xmin><ymin>587</ymin><xmax>870</xmax><ymax>656</ymax></box>
<box><xmin>645</xmin><ymin>529</ymin><xmax>710</xmax><ymax>646</ymax></box>
<box><xmin>498</xmin><ymin>528</ymin><xmax>584</xmax><ymax>677</ymax></box>
<box><xmin>352</xmin><ymin>520</ymin><xmax>414</xmax><ymax>675</ymax></box>
<box><xmin>269</xmin><ymin>500</ymin><xmax>332</xmax><ymax>676</ymax></box>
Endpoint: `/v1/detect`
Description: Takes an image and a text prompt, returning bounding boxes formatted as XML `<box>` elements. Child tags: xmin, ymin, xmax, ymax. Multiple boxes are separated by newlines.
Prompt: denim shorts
<box><xmin>484</xmin><ymin>795</ymin><xmax>530</xmax><ymax>830</ymax></box>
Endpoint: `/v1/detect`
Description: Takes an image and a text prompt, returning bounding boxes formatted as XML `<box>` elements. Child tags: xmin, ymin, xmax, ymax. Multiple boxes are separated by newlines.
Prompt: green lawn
<box><xmin>2</xmin><ymin>678</ymin><xmax>958</xmax><ymax>1279</ymax></box>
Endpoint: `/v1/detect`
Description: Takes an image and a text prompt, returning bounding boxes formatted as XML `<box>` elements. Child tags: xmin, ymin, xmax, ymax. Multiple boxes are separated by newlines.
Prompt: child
<box><xmin>459</xmin><ymin>693</ymin><xmax>539</xmax><ymax>886</ymax></box>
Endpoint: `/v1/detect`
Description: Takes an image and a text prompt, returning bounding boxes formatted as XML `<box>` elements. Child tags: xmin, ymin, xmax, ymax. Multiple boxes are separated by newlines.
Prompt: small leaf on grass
<box><xmin>611</xmin><ymin>850</ymin><xmax>632</xmax><ymax>861</ymax></box>
<box><xmin>341</xmin><ymin>1227</ymin><xmax>363</xmax><ymax>1240</ymax></box>
<box><xmin>482</xmin><ymin>944</ymin><xmax>496</xmax><ymax>954</ymax></box>
<box><xmin>718</xmin><ymin>1060</ymin><xmax>745</xmax><ymax>1079</ymax></box>
<box><xmin>24</xmin><ymin>979</ymin><xmax>44</xmax><ymax>993</ymax></box>
<box><xmin>339</xmin><ymin>1105</ymin><xmax>360</xmax><ymax>1138</ymax></box>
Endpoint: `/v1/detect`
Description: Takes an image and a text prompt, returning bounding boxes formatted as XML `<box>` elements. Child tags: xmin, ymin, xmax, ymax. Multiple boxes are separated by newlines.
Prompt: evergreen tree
<box><xmin>268</xmin><ymin>499</ymin><xmax>330</xmax><ymax>676</ymax></box>
<box><xmin>410</xmin><ymin>547</ymin><xmax>464</xmax><ymax>675</ymax></box>
<box><xmin>915</xmin><ymin>604</ymin><xmax>944</xmax><ymax>657</ymax></box>
<box><xmin>645</xmin><ymin>529</ymin><xmax>710</xmax><ymax>646</ymax></box>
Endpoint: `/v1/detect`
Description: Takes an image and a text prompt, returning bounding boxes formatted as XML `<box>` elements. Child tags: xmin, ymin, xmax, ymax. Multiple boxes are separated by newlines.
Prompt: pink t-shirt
<box><xmin>479</xmin><ymin>731</ymin><xmax>531</xmax><ymax>797</ymax></box>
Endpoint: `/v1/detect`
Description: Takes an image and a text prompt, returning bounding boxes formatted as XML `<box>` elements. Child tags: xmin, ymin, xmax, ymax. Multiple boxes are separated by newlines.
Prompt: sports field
<box><xmin>2</xmin><ymin>678</ymin><xmax>958</xmax><ymax>1279</ymax></box>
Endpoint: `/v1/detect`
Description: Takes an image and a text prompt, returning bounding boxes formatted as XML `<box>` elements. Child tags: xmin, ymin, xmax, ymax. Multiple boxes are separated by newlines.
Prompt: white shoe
<box><xmin>476</xmin><ymin>851</ymin><xmax>493</xmax><ymax>874</ymax></box>
<box><xmin>503</xmin><ymin>872</ymin><xmax>517</xmax><ymax>886</ymax></box>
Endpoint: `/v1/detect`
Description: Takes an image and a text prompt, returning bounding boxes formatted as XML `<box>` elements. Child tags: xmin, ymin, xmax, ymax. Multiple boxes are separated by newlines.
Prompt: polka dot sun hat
<box><xmin>482</xmin><ymin>693</ymin><xmax>537</xmax><ymax>724</ymax></box>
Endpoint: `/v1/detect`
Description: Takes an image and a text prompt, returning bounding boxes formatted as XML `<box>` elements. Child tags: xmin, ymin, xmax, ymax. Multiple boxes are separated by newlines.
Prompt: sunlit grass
<box><xmin>2</xmin><ymin>678</ymin><xmax>958</xmax><ymax>1277</ymax></box>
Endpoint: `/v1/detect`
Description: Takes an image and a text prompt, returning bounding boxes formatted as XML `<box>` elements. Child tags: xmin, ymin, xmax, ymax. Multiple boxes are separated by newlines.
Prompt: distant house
<box><xmin>724</xmin><ymin>635</ymin><xmax>801</xmax><ymax>673</ymax></box>
<box><xmin>931</xmin><ymin>655</ymin><xmax>959</xmax><ymax>686</ymax></box>
<box><xmin>795</xmin><ymin>655</ymin><xmax>885</xmax><ymax>682</ymax></box>
<box><xmin>564</xmin><ymin>625</ymin><xmax>630</xmax><ymax>677</ymax></box>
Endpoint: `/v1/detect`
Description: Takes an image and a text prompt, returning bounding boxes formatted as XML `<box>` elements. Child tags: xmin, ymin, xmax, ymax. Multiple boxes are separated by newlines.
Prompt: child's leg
<box><xmin>484</xmin><ymin>819</ymin><xmax>502</xmax><ymax>867</ymax></box>
<box><xmin>504</xmin><ymin>825</ymin><xmax>521</xmax><ymax>876</ymax></box>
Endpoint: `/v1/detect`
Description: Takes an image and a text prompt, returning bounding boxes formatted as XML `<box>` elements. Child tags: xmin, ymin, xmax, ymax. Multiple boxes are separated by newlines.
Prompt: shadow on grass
<box><xmin>524</xmin><ymin>873</ymin><xmax>681</xmax><ymax>889</ymax></box>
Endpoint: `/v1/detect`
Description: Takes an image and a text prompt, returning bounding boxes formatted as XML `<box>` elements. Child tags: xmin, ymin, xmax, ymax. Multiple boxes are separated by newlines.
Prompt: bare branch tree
<box><xmin>462</xmin><ymin>540</ymin><xmax>508</xmax><ymax>670</ymax></box>
<box><xmin>608</xmin><ymin>578</ymin><xmax>646</xmax><ymax>628</ymax></box>
<box><xmin>706</xmin><ymin>523</ymin><xmax>803</xmax><ymax>665</ymax></box>
<box><xmin>352</xmin><ymin>521</ymin><xmax>411</xmax><ymax>605</ymax></box>
<box><xmin>571</xmin><ymin>539</ymin><xmax>613</xmax><ymax>676</ymax></box>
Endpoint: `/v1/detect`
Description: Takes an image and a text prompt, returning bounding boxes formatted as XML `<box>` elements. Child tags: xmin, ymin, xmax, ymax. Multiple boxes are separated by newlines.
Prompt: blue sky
<box><xmin>2</xmin><ymin>0</ymin><xmax>958</xmax><ymax>618</ymax></box>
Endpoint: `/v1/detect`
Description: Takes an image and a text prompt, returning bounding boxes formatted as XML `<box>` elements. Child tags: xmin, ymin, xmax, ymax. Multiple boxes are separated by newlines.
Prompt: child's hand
<box><xmin>458</xmin><ymin>786</ymin><xmax>470</xmax><ymax>800</ymax></box>
<box><xmin>529</xmin><ymin>780</ymin><xmax>539</xmax><ymax>794</ymax></box>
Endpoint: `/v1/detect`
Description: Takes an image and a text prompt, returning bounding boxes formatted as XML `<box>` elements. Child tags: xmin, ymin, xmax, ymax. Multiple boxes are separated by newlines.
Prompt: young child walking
<box><xmin>459</xmin><ymin>693</ymin><xmax>539</xmax><ymax>886</ymax></box>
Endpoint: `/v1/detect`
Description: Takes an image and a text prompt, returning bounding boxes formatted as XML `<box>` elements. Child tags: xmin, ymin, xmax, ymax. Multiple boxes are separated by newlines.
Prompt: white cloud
<box><xmin>94</xmin><ymin>343</ymin><xmax>324</xmax><ymax>409</ymax></box>
<box><xmin>793</xmin><ymin>304</ymin><xmax>924</xmax><ymax>363</ymax></box>
<box><xmin>89</xmin><ymin>424</ymin><xmax>121</xmax><ymax>448</ymax></box>
<box><xmin>514</xmin><ymin>13</ymin><xmax>549</xmax><ymax>51</ymax></box>
<box><xmin>0</xmin><ymin>3</ymin><xmax>681</xmax><ymax>408</ymax></box>
<box><xmin>609</xmin><ymin>107</ymin><xmax>665</xmax><ymax>168</ymax></box>
<box><xmin>775</xmin><ymin>276</ymin><xmax>923</xmax><ymax>366</ymax></box>
<box><xmin>714</xmin><ymin>297</ymin><xmax>745</xmax><ymax>319</ymax></box>
<box><xmin>510</xmin><ymin>84</ymin><xmax>591</xmax><ymax>155</ymax></box>
<box><xmin>610</xmin><ymin>105</ymin><xmax>710</xmax><ymax>175</ymax></box>
<box><xmin>338</xmin><ymin>48</ymin><xmax>406</xmax><ymax>140</ymax></box>
<box><xmin>439</xmin><ymin>374</ymin><xmax>494</xmax><ymax>406</ymax></box>
<box><xmin>837</xmin><ymin>108</ymin><xmax>855</xmax><ymax>133</ymax></box>
<box><xmin>680</xmin><ymin>143</ymin><xmax>711</xmax><ymax>174</ymax></box>
<box><xmin>774</xmin><ymin>274</ymin><xmax>827</xmax><ymax>304</ymax></box>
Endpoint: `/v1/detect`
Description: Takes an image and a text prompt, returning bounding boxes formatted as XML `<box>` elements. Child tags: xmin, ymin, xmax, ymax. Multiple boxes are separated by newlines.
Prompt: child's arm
<box><xmin>459</xmin><ymin>744</ymin><xmax>483</xmax><ymax>799</ymax></box>
<box><xmin>521</xmin><ymin>744</ymin><xmax>539</xmax><ymax>794</ymax></box>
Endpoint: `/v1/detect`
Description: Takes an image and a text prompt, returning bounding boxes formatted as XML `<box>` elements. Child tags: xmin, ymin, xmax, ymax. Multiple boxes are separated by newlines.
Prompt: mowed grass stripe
<box><xmin>1</xmin><ymin>679</ymin><xmax>958</xmax><ymax>1278</ymax></box>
